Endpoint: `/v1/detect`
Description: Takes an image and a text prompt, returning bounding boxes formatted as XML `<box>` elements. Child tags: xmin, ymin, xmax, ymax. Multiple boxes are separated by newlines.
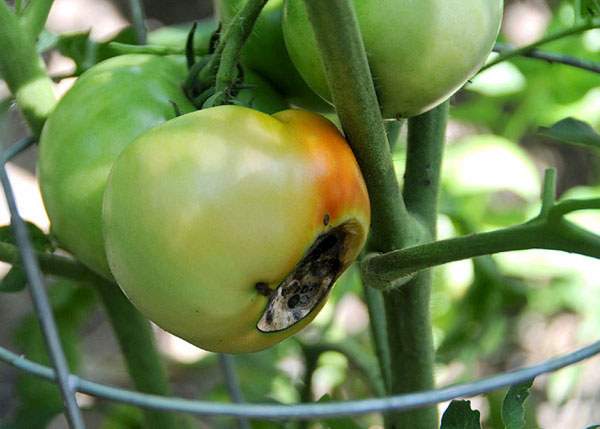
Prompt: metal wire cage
<box><xmin>1</xmin><ymin>136</ymin><xmax>600</xmax><ymax>428</ymax></box>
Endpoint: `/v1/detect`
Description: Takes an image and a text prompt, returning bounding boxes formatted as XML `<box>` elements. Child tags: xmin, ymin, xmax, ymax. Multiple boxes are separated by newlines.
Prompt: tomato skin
<box><xmin>215</xmin><ymin>0</ymin><xmax>330</xmax><ymax>111</ymax></box>
<box><xmin>38</xmin><ymin>54</ymin><xmax>197</xmax><ymax>278</ymax></box>
<box><xmin>39</xmin><ymin>54</ymin><xmax>288</xmax><ymax>279</ymax></box>
<box><xmin>102</xmin><ymin>106</ymin><xmax>370</xmax><ymax>353</ymax></box>
<box><xmin>282</xmin><ymin>0</ymin><xmax>504</xmax><ymax>118</ymax></box>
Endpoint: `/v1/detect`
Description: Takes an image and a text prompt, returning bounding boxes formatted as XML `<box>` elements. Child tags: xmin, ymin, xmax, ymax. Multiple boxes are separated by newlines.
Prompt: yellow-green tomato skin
<box><xmin>102</xmin><ymin>106</ymin><xmax>370</xmax><ymax>353</ymax></box>
<box><xmin>283</xmin><ymin>0</ymin><xmax>504</xmax><ymax>118</ymax></box>
<box><xmin>38</xmin><ymin>55</ymin><xmax>196</xmax><ymax>278</ymax></box>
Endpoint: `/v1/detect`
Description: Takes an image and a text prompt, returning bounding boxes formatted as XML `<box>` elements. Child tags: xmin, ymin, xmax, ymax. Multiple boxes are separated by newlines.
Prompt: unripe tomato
<box><xmin>102</xmin><ymin>106</ymin><xmax>370</xmax><ymax>353</ymax></box>
<box><xmin>39</xmin><ymin>54</ymin><xmax>288</xmax><ymax>278</ymax></box>
<box><xmin>215</xmin><ymin>0</ymin><xmax>331</xmax><ymax>111</ymax></box>
<box><xmin>282</xmin><ymin>0</ymin><xmax>504</xmax><ymax>118</ymax></box>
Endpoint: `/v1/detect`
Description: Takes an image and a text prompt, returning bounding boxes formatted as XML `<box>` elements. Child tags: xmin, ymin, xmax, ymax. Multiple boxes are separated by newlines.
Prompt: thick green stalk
<box><xmin>21</xmin><ymin>0</ymin><xmax>54</xmax><ymax>38</ymax></box>
<box><xmin>302</xmin><ymin>0</ymin><xmax>416</xmax><ymax>251</ymax></box>
<box><xmin>95</xmin><ymin>279</ymin><xmax>183</xmax><ymax>429</ymax></box>
<box><xmin>382</xmin><ymin>103</ymin><xmax>448</xmax><ymax>428</ymax></box>
<box><xmin>0</xmin><ymin>2</ymin><xmax>55</xmax><ymax>139</ymax></box>
<box><xmin>301</xmin><ymin>1</ymin><xmax>417</xmax><ymax>416</ymax></box>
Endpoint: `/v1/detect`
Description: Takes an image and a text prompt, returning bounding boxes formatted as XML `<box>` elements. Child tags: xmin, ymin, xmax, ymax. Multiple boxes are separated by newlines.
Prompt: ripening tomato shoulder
<box><xmin>283</xmin><ymin>0</ymin><xmax>504</xmax><ymax>118</ymax></box>
<box><xmin>102</xmin><ymin>105</ymin><xmax>370</xmax><ymax>353</ymax></box>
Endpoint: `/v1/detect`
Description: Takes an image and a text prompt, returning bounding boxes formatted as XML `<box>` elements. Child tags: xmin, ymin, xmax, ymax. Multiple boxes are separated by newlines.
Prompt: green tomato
<box><xmin>283</xmin><ymin>0</ymin><xmax>504</xmax><ymax>118</ymax></box>
<box><xmin>102</xmin><ymin>106</ymin><xmax>371</xmax><ymax>353</ymax></box>
<box><xmin>39</xmin><ymin>54</ymin><xmax>288</xmax><ymax>278</ymax></box>
<box><xmin>216</xmin><ymin>0</ymin><xmax>330</xmax><ymax>111</ymax></box>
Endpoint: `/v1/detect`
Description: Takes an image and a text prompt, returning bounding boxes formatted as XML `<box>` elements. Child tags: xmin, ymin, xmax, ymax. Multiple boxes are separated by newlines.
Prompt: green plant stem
<box><xmin>539</xmin><ymin>168</ymin><xmax>557</xmax><ymax>217</ymax></box>
<box><xmin>301</xmin><ymin>340</ymin><xmax>386</xmax><ymax>397</ymax></box>
<box><xmin>301</xmin><ymin>2</ymin><xmax>419</xmax><ymax>419</ymax></box>
<box><xmin>382</xmin><ymin>103</ymin><xmax>448</xmax><ymax>428</ymax></box>
<box><xmin>0</xmin><ymin>2</ymin><xmax>56</xmax><ymax>138</ymax></box>
<box><xmin>362</xmin><ymin>219</ymin><xmax>600</xmax><ymax>289</ymax></box>
<box><xmin>481</xmin><ymin>17</ymin><xmax>600</xmax><ymax>72</ymax></box>
<box><xmin>363</xmin><ymin>286</ymin><xmax>391</xmax><ymax>394</ymax></box>
<box><xmin>302</xmin><ymin>0</ymin><xmax>416</xmax><ymax>251</ymax></box>
<box><xmin>21</xmin><ymin>0</ymin><xmax>54</xmax><ymax>38</ymax></box>
<box><xmin>493</xmin><ymin>43</ymin><xmax>600</xmax><ymax>74</ymax></box>
<box><xmin>0</xmin><ymin>242</ymin><xmax>101</xmax><ymax>284</ymax></box>
<box><xmin>127</xmin><ymin>0</ymin><xmax>147</xmax><ymax>45</ymax></box>
<box><xmin>209</xmin><ymin>0</ymin><xmax>267</xmax><ymax>106</ymax></box>
<box><xmin>95</xmin><ymin>279</ymin><xmax>182</xmax><ymax>429</ymax></box>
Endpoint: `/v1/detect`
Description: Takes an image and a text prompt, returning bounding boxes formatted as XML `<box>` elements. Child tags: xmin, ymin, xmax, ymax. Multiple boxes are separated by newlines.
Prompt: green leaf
<box><xmin>440</xmin><ymin>400</ymin><xmax>482</xmax><ymax>429</ymax></box>
<box><xmin>41</xmin><ymin>27</ymin><xmax>138</xmax><ymax>75</ymax></box>
<box><xmin>585</xmin><ymin>426</ymin><xmax>600</xmax><ymax>429</ymax></box>
<box><xmin>538</xmin><ymin>117</ymin><xmax>600</xmax><ymax>150</ymax></box>
<box><xmin>581</xmin><ymin>0</ymin><xmax>600</xmax><ymax>17</ymax></box>
<box><xmin>0</xmin><ymin>222</ymin><xmax>54</xmax><ymax>253</ymax></box>
<box><xmin>0</xmin><ymin>266</ymin><xmax>26</xmax><ymax>293</ymax></box>
<box><xmin>501</xmin><ymin>379</ymin><xmax>534</xmax><ymax>429</ymax></box>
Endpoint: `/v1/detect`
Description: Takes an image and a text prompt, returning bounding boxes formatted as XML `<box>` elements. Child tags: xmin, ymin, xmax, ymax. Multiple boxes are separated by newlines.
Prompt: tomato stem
<box><xmin>0</xmin><ymin>1</ymin><xmax>56</xmax><ymax>139</ymax></box>
<box><xmin>207</xmin><ymin>0</ymin><xmax>268</xmax><ymax>107</ymax></box>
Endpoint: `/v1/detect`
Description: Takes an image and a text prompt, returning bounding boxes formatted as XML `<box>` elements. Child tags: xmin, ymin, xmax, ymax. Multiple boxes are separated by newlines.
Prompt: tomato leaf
<box><xmin>0</xmin><ymin>222</ymin><xmax>54</xmax><ymax>253</ymax></box>
<box><xmin>440</xmin><ymin>400</ymin><xmax>482</xmax><ymax>429</ymax></box>
<box><xmin>40</xmin><ymin>27</ymin><xmax>138</xmax><ymax>76</ymax></box>
<box><xmin>501</xmin><ymin>379</ymin><xmax>534</xmax><ymax>429</ymax></box>
<box><xmin>580</xmin><ymin>0</ymin><xmax>600</xmax><ymax>17</ymax></box>
<box><xmin>0</xmin><ymin>266</ymin><xmax>26</xmax><ymax>293</ymax></box>
<box><xmin>538</xmin><ymin>117</ymin><xmax>600</xmax><ymax>150</ymax></box>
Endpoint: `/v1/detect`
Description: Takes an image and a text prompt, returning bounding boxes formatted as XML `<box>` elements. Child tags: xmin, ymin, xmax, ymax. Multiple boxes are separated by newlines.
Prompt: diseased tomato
<box><xmin>282</xmin><ymin>0</ymin><xmax>504</xmax><ymax>118</ymax></box>
<box><xmin>102</xmin><ymin>105</ymin><xmax>370</xmax><ymax>353</ymax></box>
<box><xmin>38</xmin><ymin>54</ymin><xmax>288</xmax><ymax>278</ymax></box>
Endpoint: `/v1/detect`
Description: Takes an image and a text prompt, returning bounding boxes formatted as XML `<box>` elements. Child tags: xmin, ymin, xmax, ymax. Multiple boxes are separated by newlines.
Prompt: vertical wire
<box><xmin>219</xmin><ymin>354</ymin><xmax>251</xmax><ymax>429</ymax></box>
<box><xmin>0</xmin><ymin>137</ymin><xmax>85</xmax><ymax>429</ymax></box>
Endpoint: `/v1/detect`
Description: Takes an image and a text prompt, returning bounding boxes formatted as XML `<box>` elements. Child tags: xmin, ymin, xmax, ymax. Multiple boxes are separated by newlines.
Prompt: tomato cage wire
<box><xmin>1</xmin><ymin>136</ymin><xmax>600</xmax><ymax>428</ymax></box>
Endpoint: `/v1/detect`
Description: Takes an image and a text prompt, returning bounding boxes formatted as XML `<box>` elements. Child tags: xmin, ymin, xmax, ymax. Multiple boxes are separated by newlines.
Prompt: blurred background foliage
<box><xmin>1</xmin><ymin>0</ymin><xmax>600</xmax><ymax>428</ymax></box>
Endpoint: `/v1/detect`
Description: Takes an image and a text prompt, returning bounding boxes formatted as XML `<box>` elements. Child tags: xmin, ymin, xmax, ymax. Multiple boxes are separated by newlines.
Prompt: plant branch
<box><xmin>362</xmin><ymin>218</ymin><xmax>600</xmax><ymax>289</ymax></box>
<box><xmin>301</xmin><ymin>2</ymin><xmax>421</xmax><ymax>418</ymax></box>
<box><xmin>95</xmin><ymin>279</ymin><xmax>184</xmax><ymax>429</ymax></box>
<box><xmin>493</xmin><ymin>42</ymin><xmax>600</xmax><ymax>74</ymax></box>
<box><xmin>302</xmin><ymin>0</ymin><xmax>416</xmax><ymax>251</ymax></box>
<box><xmin>381</xmin><ymin>103</ymin><xmax>448</xmax><ymax>428</ymax></box>
<box><xmin>127</xmin><ymin>0</ymin><xmax>147</xmax><ymax>45</ymax></box>
<box><xmin>21</xmin><ymin>0</ymin><xmax>54</xmax><ymax>38</ymax></box>
<box><xmin>481</xmin><ymin>17</ymin><xmax>600</xmax><ymax>72</ymax></box>
<box><xmin>301</xmin><ymin>340</ymin><xmax>386</xmax><ymax>397</ymax></box>
<box><xmin>200</xmin><ymin>0</ymin><xmax>267</xmax><ymax>107</ymax></box>
<box><xmin>0</xmin><ymin>2</ymin><xmax>56</xmax><ymax>138</ymax></box>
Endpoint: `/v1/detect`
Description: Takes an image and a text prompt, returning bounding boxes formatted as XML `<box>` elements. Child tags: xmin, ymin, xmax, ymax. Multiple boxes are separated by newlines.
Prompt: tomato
<box><xmin>282</xmin><ymin>0</ymin><xmax>504</xmax><ymax>119</ymax></box>
<box><xmin>215</xmin><ymin>0</ymin><xmax>331</xmax><ymax>111</ymax></box>
<box><xmin>102</xmin><ymin>106</ymin><xmax>370</xmax><ymax>353</ymax></box>
<box><xmin>39</xmin><ymin>54</ymin><xmax>288</xmax><ymax>278</ymax></box>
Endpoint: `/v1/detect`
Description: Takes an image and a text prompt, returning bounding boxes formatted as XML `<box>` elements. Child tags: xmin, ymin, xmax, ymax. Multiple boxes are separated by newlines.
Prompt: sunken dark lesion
<box><xmin>256</xmin><ymin>224</ymin><xmax>353</xmax><ymax>333</ymax></box>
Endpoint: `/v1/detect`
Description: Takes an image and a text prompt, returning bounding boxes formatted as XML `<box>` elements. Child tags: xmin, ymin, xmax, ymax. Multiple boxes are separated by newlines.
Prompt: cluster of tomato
<box><xmin>37</xmin><ymin>0</ymin><xmax>503</xmax><ymax>354</ymax></box>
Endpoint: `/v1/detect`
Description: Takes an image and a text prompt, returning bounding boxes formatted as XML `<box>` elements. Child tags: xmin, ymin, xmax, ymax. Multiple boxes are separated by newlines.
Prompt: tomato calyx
<box><xmin>183</xmin><ymin>19</ymin><xmax>256</xmax><ymax>110</ymax></box>
<box><xmin>256</xmin><ymin>222</ymin><xmax>359</xmax><ymax>333</ymax></box>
